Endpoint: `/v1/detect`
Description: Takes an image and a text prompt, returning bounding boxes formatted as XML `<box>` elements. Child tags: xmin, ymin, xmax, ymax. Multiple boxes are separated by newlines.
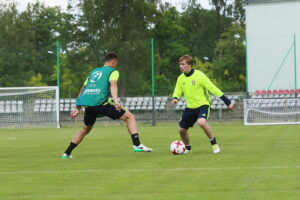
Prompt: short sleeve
<box><xmin>83</xmin><ymin>77</ymin><xmax>89</xmax><ymax>86</ymax></box>
<box><xmin>109</xmin><ymin>71</ymin><xmax>119</xmax><ymax>81</ymax></box>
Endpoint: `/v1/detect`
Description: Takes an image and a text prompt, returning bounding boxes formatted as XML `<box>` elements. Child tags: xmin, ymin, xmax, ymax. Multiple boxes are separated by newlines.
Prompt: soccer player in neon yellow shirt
<box><xmin>172</xmin><ymin>55</ymin><xmax>234</xmax><ymax>154</ymax></box>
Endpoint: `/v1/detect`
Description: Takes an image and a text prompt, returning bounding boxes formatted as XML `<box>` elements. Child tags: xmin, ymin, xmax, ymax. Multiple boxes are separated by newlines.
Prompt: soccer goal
<box><xmin>243</xmin><ymin>98</ymin><xmax>300</xmax><ymax>125</ymax></box>
<box><xmin>0</xmin><ymin>87</ymin><xmax>60</xmax><ymax>128</ymax></box>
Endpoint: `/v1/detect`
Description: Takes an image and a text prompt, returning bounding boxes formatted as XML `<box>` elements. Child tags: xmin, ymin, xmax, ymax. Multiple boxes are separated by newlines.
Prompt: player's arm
<box><xmin>76</xmin><ymin>77</ymin><xmax>88</xmax><ymax>108</ymax></box>
<box><xmin>172</xmin><ymin>77</ymin><xmax>182</xmax><ymax>105</ymax></box>
<box><xmin>109</xmin><ymin>71</ymin><xmax>121</xmax><ymax>111</ymax></box>
<box><xmin>71</xmin><ymin>77</ymin><xmax>88</xmax><ymax>118</ymax></box>
<box><xmin>77</xmin><ymin>85</ymin><xmax>85</xmax><ymax>98</ymax></box>
<box><xmin>201</xmin><ymin>74</ymin><xmax>234</xmax><ymax>110</ymax></box>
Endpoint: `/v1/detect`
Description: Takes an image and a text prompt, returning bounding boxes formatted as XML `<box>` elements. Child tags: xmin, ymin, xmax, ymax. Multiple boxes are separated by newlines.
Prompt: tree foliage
<box><xmin>213</xmin><ymin>23</ymin><xmax>246</xmax><ymax>92</ymax></box>
<box><xmin>0</xmin><ymin>0</ymin><xmax>246</xmax><ymax>96</ymax></box>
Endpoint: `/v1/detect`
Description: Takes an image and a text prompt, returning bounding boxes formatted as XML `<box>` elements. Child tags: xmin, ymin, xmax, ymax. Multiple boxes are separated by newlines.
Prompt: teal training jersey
<box><xmin>173</xmin><ymin>69</ymin><xmax>223</xmax><ymax>108</ymax></box>
<box><xmin>76</xmin><ymin>66</ymin><xmax>116</xmax><ymax>107</ymax></box>
<box><xmin>83</xmin><ymin>71</ymin><xmax>119</xmax><ymax>86</ymax></box>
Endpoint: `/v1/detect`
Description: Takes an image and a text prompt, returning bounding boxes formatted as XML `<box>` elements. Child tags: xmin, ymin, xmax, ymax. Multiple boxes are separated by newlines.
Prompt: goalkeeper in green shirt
<box><xmin>172</xmin><ymin>55</ymin><xmax>234</xmax><ymax>154</ymax></box>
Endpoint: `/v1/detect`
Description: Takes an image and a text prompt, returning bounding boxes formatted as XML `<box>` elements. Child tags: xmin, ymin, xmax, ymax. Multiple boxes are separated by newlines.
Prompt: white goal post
<box><xmin>243</xmin><ymin>98</ymin><xmax>300</xmax><ymax>125</ymax></box>
<box><xmin>0</xmin><ymin>86</ymin><xmax>60</xmax><ymax>128</ymax></box>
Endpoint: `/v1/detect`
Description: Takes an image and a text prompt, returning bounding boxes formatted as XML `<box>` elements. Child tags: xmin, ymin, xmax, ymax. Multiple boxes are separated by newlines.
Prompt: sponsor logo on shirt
<box><xmin>90</xmin><ymin>71</ymin><xmax>103</xmax><ymax>83</ymax></box>
<box><xmin>84</xmin><ymin>89</ymin><xmax>101</xmax><ymax>95</ymax></box>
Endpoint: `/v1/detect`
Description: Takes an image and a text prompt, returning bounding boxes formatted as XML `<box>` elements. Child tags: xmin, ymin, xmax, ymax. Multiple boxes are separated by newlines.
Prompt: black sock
<box><xmin>131</xmin><ymin>133</ymin><xmax>141</xmax><ymax>146</ymax></box>
<box><xmin>64</xmin><ymin>142</ymin><xmax>78</xmax><ymax>156</ymax></box>
<box><xmin>210</xmin><ymin>137</ymin><xmax>217</xmax><ymax>145</ymax></box>
<box><xmin>185</xmin><ymin>144</ymin><xmax>192</xmax><ymax>150</ymax></box>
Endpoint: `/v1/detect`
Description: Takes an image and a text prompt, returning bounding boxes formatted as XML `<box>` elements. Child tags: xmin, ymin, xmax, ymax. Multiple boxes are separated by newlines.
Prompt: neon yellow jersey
<box><xmin>109</xmin><ymin>70</ymin><xmax>119</xmax><ymax>81</ymax></box>
<box><xmin>84</xmin><ymin>71</ymin><xmax>119</xmax><ymax>86</ymax></box>
<box><xmin>173</xmin><ymin>70</ymin><xmax>223</xmax><ymax>109</ymax></box>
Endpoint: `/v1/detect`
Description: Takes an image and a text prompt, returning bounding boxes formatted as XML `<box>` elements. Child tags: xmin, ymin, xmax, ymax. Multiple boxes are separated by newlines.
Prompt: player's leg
<box><xmin>61</xmin><ymin>107</ymin><xmax>97</xmax><ymax>158</ymax></box>
<box><xmin>102</xmin><ymin>103</ymin><xmax>152</xmax><ymax>152</ymax></box>
<box><xmin>119</xmin><ymin>110</ymin><xmax>152</xmax><ymax>152</ymax></box>
<box><xmin>178</xmin><ymin>127</ymin><xmax>191</xmax><ymax>153</ymax></box>
<box><xmin>178</xmin><ymin>108</ymin><xmax>198</xmax><ymax>153</ymax></box>
<box><xmin>196</xmin><ymin>105</ymin><xmax>220</xmax><ymax>154</ymax></box>
<box><xmin>71</xmin><ymin>125</ymin><xmax>94</xmax><ymax>144</ymax></box>
<box><xmin>61</xmin><ymin>125</ymin><xmax>94</xmax><ymax>158</ymax></box>
<box><xmin>119</xmin><ymin>110</ymin><xmax>137</xmax><ymax>134</ymax></box>
<box><xmin>179</xmin><ymin>127</ymin><xmax>190</xmax><ymax>147</ymax></box>
<box><xmin>197</xmin><ymin>118</ymin><xmax>214</xmax><ymax>139</ymax></box>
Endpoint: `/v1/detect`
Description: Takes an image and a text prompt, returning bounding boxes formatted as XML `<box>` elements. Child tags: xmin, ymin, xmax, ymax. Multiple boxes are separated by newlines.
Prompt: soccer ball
<box><xmin>170</xmin><ymin>140</ymin><xmax>186</xmax><ymax>155</ymax></box>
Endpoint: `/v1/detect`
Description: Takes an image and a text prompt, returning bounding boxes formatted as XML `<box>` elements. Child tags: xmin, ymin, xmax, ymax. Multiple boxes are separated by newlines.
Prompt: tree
<box><xmin>152</xmin><ymin>5</ymin><xmax>189</xmax><ymax>94</ymax></box>
<box><xmin>193</xmin><ymin>57</ymin><xmax>215</xmax><ymax>82</ymax></box>
<box><xmin>0</xmin><ymin>2</ymin><xmax>75</xmax><ymax>88</ymax></box>
<box><xmin>212</xmin><ymin>23</ymin><xmax>246</xmax><ymax>92</ymax></box>
<box><xmin>22</xmin><ymin>3</ymin><xmax>75</xmax><ymax>86</ymax></box>
<box><xmin>27</xmin><ymin>73</ymin><xmax>47</xmax><ymax>86</ymax></box>
<box><xmin>0</xmin><ymin>0</ymin><xmax>247</xmax><ymax>95</ymax></box>
<box><xmin>232</xmin><ymin>0</ymin><xmax>245</xmax><ymax>27</ymax></box>
<box><xmin>0</xmin><ymin>3</ymin><xmax>33</xmax><ymax>86</ymax></box>
<box><xmin>78</xmin><ymin>0</ymin><xmax>158</xmax><ymax>96</ymax></box>
<box><xmin>180</xmin><ymin>4</ymin><xmax>220</xmax><ymax>61</ymax></box>
<box><xmin>211</xmin><ymin>0</ymin><xmax>233</xmax><ymax>37</ymax></box>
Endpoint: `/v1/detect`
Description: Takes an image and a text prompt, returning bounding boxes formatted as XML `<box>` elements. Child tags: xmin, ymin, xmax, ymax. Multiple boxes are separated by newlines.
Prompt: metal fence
<box><xmin>61</xmin><ymin>92</ymin><xmax>246</xmax><ymax>125</ymax></box>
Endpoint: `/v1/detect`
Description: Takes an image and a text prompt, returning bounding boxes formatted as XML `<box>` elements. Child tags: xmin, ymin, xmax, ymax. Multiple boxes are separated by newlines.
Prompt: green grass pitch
<box><xmin>0</xmin><ymin>122</ymin><xmax>299</xmax><ymax>200</ymax></box>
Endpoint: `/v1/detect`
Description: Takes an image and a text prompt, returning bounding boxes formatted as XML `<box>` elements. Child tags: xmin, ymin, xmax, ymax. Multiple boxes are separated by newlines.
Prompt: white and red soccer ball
<box><xmin>170</xmin><ymin>140</ymin><xmax>186</xmax><ymax>155</ymax></box>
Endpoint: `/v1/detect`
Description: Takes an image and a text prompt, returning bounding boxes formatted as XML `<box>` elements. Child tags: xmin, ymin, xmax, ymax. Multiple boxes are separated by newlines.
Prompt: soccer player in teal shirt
<box><xmin>61</xmin><ymin>52</ymin><xmax>152</xmax><ymax>158</ymax></box>
<box><xmin>172</xmin><ymin>55</ymin><xmax>234</xmax><ymax>154</ymax></box>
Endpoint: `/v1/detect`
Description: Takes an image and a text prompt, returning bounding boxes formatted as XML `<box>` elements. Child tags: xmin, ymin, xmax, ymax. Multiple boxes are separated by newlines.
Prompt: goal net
<box><xmin>243</xmin><ymin>98</ymin><xmax>300</xmax><ymax>125</ymax></box>
<box><xmin>0</xmin><ymin>87</ymin><xmax>60</xmax><ymax>128</ymax></box>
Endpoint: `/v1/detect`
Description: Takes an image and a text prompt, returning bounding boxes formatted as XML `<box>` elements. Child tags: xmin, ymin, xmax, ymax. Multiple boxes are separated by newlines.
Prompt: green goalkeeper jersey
<box><xmin>173</xmin><ymin>69</ymin><xmax>223</xmax><ymax>109</ymax></box>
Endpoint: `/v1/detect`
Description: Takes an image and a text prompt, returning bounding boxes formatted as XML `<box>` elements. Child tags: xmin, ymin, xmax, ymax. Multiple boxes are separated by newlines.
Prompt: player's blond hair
<box><xmin>179</xmin><ymin>55</ymin><xmax>193</xmax><ymax>66</ymax></box>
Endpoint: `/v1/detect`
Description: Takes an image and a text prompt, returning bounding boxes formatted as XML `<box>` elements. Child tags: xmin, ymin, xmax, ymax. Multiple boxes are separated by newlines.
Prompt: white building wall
<box><xmin>246</xmin><ymin>1</ymin><xmax>300</xmax><ymax>92</ymax></box>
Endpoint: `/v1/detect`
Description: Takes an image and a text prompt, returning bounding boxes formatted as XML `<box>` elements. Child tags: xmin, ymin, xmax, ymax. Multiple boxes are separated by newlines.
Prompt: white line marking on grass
<box><xmin>0</xmin><ymin>166</ymin><xmax>299</xmax><ymax>174</ymax></box>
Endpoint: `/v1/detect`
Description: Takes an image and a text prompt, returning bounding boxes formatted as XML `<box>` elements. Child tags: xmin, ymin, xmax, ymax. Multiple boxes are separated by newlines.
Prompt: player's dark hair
<box><xmin>104</xmin><ymin>52</ymin><xmax>118</xmax><ymax>62</ymax></box>
<box><xmin>179</xmin><ymin>55</ymin><xmax>193</xmax><ymax>66</ymax></box>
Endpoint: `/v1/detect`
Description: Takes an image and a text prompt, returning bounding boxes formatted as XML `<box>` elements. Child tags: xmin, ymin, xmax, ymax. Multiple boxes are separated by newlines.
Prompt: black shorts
<box><xmin>84</xmin><ymin>103</ymin><xmax>126</xmax><ymax>126</ymax></box>
<box><xmin>179</xmin><ymin>105</ymin><xmax>210</xmax><ymax>129</ymax></box>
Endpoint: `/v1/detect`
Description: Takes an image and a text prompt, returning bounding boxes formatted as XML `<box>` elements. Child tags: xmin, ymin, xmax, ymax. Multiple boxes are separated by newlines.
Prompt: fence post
<box><xmin>151</xmin><ymin>38</ymin><xmax>156</xmax><ymax>126</ymax></box>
